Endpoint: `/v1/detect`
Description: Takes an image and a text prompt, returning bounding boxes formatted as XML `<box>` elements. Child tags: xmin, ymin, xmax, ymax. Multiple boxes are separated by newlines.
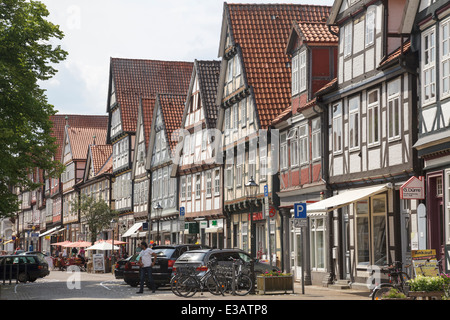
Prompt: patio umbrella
<box><xmin>85</xmin><ymin>242</ymin><xmax>119</xmax><ymax>251</ymax></box>
<box><xmin>74</xmin><ymin>241</ymin><xmax>92</xmax><ymax>247</ymax></box>
<box><xmin>105</xmin><ymin>239</ymin><xmax>127</xmax><ymax>245</ymax></box>
<box><xmin>51</xmin><ymin>241</ymin><xmax>71</xmax><ymax>246</ymax></box>
<box><xmin>61</xmin><ymin>242</ymin><xmax>77</xmax><ymax>247</ymax></box>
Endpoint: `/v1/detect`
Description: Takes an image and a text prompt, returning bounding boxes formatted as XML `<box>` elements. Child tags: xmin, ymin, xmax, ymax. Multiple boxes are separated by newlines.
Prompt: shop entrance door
<box><xmin>290</xmin><ymin>219</ymin><xmax>303</xmax><ymax>280</ymax></box>
<box><xmin>428</xmin><ymin>174</ymin><xmax>445</xmax><ymax>261</ymax></box>
<box><xmin>256</xmin><ymin>222</ymin><xmax>266</xmax><ymax>259</ymax></box>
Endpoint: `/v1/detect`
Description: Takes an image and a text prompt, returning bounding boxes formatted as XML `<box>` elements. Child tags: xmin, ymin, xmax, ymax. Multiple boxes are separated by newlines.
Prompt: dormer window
<box><xmin>365</xmin><ymin>7</ymin><xmax>375</xmax><ymax>47</ymax></box>
<box><xmin>299</xmin><ymin>50</ymin><xmax>307</xmax><ymax>92</ymax></box>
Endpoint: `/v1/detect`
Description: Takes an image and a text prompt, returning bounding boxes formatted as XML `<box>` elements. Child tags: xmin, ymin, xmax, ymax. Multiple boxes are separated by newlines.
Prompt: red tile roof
<box><xmin>226</xmin><ymin>3</ymin><xmax>332</xmax><ymax>129</ymax></box>
<box><xmin>140</xmin><ymin>97</ymin><xmax>157</xmax><ymax>151</ymax></box>
<box><xmin>110</xmin><ymin>58</ymin><xmax>193</xmax><ymax>134</ymax></box>
<box><xmin>378</xmin><ymin>40</ymin><xmax>411</xmax><ymax>68</ymax></box>
<box><xmin>158</xmin><ymin>94</ymin><xmax>186</xmax><ymax>153</ymax></box>
<box><xmin>296</xmin><ymin>22</ymin><xmax>338</xmax><ymax>44</ymax></box>
<box><xmin>67</xmin><ymin>125</ymin><xmax>108</xmax><ymax>160</ymax></box>
<box><xmin>50</xmin><ymin>114</ymin><xmax>108</xmax><ymax>161</ymax></box>
<box><xmin>196</xmin><ymin>60</ymin><xmax>221</xmax><ymax>129</ymax></box>
<box><xmin>90</xmin><ymin>145</ymin><xmax>112</xmax><ymax>176</ymax></box>
<box><xmin>271</xmin><ymin>106</ymin><xmax>292</xmax><ymax>126</ymax></box>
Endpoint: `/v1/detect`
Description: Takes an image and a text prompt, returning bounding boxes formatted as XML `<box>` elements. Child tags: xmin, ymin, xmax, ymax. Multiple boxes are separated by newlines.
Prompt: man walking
<box><xmin>136</xmin><ymin>241</ymin><xmax>157</xmax><ymax>294</ymax></box>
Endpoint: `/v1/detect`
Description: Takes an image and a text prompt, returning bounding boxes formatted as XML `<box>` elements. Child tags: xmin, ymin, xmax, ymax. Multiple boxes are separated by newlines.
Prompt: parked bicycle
<box><xmin>370</xmin><ymin>261</ymin><xmax>411</xmax><ymax>300</ymax></box>
<box><xmin>173</xmin><ymin>257</ymin><xmax>226</xmax><ymax>297</ymax></box>
<box><xmin>225</xmin><ymin>257</ymin><xmax>253</xmax><ymax>296</ymax></box>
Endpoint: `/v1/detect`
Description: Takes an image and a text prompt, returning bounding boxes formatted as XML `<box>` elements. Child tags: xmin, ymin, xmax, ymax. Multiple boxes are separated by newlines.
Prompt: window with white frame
<box><xmin>225</xmin><ymin>107</ymin><xmax>231</xmax><ymax>136</ymax></box>
<box><xmin>233</xmin><ymin>104</ymin><xmax>239</xmax><ymax>131</ymax></box>
<box><xmin>195</xmin><ymin>174</ymin><xmax>201</xmax><ymax>199</ymax></box>
<box><xmin>348</xmin><ymin>95</ymin><xmax>360</xmax><ymax>150</ymax></box>
<box><xmin>310</xmin><ymin>217</ymin><xmax>326</xmax><ymax>270</ymax></box>
<box><xmin>365</xmin><ymin>7</ymin><xmax>375</xmax><ymax>47</ymax></box>
<box><xmin>226</xmin><ymin>165</ymin><xmax>233</xmax><ymax>189</ymax></box>
<box><xmin>206</xmin><ymin>171</ymin><xmax>212</xmax><ymax>197</ymax></box>
<box><xmin>292</xmin><ymin>54</ymin><xmax>299</xmax><ymax>95</ymax></box>
<box><xmin>181</xmin><ymin>176</ymin><xmax>186</xmax><ymax>200</ymax></box>
<box><xmin>260</xmin><ymin>144</ymin><xmax>267</xmax><ymax>182</ymax></box>
<box><xmin>311</xmin><ymin>118</ymin><xmax>321</xmax><ymax>160</ymax></box>
<box><xmin>214</xmin><ymin>169</ymin><xmax>220</xmax><ymax>195</ymax></box>
<box><xmin>367</xmin><ymin>89</ymin><xmax>380</xmax><ymax>146</ymax></box>
<box><xmin>441</xmin><ymin>18</ymin><xmax>450</xmax><ymax>98</ymax></box>
<box><xmin>288</xmin><ymin>128</ymin><xmax>298</xmax><ymax>167</ymax></box>
<box><xmin>422</xmin><ymin>27</ymin><xmax>436</xmax><ymax>104</ymax></box>
<box><xmin>388</xmin><ymin>79</ymin><xmax>401</xmax><ymax>140</ymax></box>
<box><xmin>300</xmin><ymin>50</ymin><xmax>307</xmax><ymax>92</ymax></box>
<box><xmin>344</xmin><ymin>22</ymin><xmax>353</xmax><ymax>57</ymax></box>
<box><xmin>280</xmin><ymin>132</ymin><xmax>288</xmax><ymax>170</ymax></box>
<box><xmin>299</xmin><ymin>124</ymin><xmax>309</xmax><ymax>165</ymax></box>
<box><xmin>236</xmin><ymin>144</ymin><xmax>244</xmax><ymax>187</ymax></box>
<box><xmin>333</xmin><ymin>102</ymin><xmax>343</xmax><ymax>154</ymax></box>
<box><xmin>187</xmin><ymin>175</ymin><xmax>192</xmax><ymax>200</ymax></box>
<box><xmin>248</xmin><ymin>141</ymin><xmax>256</xmax><ymax>179</ymax></box>
<box><xmin>241</xmin><ymin>98</ymin><xmax>247</xmax><ymax>128</ymax></box>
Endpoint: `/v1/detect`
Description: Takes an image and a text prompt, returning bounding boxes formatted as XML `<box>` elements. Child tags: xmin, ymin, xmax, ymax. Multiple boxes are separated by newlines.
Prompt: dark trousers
<box><xmin>139</xmin><ymin>266</ymin><xmax>156</xmax><ymax>292</ymax></box>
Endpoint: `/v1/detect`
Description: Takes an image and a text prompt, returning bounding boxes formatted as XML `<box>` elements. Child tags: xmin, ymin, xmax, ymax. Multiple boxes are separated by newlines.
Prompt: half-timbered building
<box><xmin>308</xmin><ymin>0</ymin><xmax>421</xmax><ymax>287</ymax></box>
<box><xmin>412</xmin><ymin>0</ymin><xmax>450</xmax><ymax>271</ymax></box>
<box><xmin>145</xmin><ymin>94</ymin><xmax>186</xmax><ymax>245</ymax></box>
<box><xmin>216</xmin><ymin>3</ymin><xmax>333</xmax><ymax>264</ymax></box>
<box><xmin>106</xmin><ymin>58</ymin><xmax>192</xmax><ymax>240</ymax></box>
<box><xmin>60</xmin><ymin>118</ymin><xmax>108</xmax><ymax>242</ymax></box>
<box><xmin>272</xmin><ymin>17</ymin><xmax>338</xmax><ymax>282</ymax></box>
<box><xmin>172</xmin><ymin>60</ymin><xmax>223</xmax><ymax>248</ymax></box>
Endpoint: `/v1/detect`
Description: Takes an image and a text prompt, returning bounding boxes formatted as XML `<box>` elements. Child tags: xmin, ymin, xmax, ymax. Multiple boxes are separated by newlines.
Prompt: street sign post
<box><xmin>294</xmin><ymin>202</ymin><xmax>307</xmax><ymax>294</ymax></box>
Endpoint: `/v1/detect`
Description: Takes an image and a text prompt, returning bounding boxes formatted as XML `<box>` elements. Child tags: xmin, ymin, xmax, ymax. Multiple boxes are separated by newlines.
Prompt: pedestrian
<box><xmin>136</xmin><ymin>241</ymin><xmax>157</xmax><ymax>294</ymax></box>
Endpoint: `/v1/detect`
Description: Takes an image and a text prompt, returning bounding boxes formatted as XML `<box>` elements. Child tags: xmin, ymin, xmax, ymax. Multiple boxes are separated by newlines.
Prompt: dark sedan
<box><xmin>123</xmin><ymin>244</ymin><xmax>209</xmax><ymax>288</ymax></box>
<box><xmin>114</xmin><ymin>256</ymin><xmax>131</xmax><ymax>279</ymax></box>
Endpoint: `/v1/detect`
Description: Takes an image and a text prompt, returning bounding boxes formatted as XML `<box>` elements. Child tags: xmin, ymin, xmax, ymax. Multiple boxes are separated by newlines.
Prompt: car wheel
<box><xmin>18</xmin><ymin>272</ymin><xmax>28</xmax><ymax>283</ymax></box>
<box><xmin>29</xmin><ymin>277</ymin><xmax>37</xmax><ymax>282</ymax></box>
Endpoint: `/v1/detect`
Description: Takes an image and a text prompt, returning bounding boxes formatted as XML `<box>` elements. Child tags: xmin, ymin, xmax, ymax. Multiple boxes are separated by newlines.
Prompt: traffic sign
<box><xmin>294</xmin><ymin>203</ymin><xmax>307</xmax><ymax>219</ymax></box>
<box><xmin>179</xmin><ymin>206</ymin><xmax>185</xmax><ymax>216</ymax></box>
<box><xmin>264</xmin><ymin>185</ymin><xmax>268</xmax><ymax>197</ymax></box>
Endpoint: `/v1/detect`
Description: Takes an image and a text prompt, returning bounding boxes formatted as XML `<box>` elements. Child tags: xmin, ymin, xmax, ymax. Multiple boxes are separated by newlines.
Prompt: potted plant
<box><xmin>408</xmin><ymin>275</ymin><xmax>447</xmax><ymax>300</ymax></box>
<box><xmin>381</xmin><ymin>288</ymin><xmax>409</xmax><ymax>300</ymax></box>
<box><xmin>257</xmin><ymin>270</ymin><xmax>294</xmax><ymax>295</ymax></box>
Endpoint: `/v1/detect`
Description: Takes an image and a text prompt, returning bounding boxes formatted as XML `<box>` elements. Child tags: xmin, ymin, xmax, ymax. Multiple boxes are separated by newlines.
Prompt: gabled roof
<box><xmin>140</xmin><ymin>97</ymin><xmax>157</xmax><ymax>151</ymax></box>
<box><xmin>224</xmin><ymin>3</ymin><xmax>332</xmax><ymax>129</ymax></box>
<box><xmin>295</xmin><ymin>21</ymin><xmax>338</xmax><ymax>44</ymax></box>
<box><xmin>196</xmin><ymin>60</ymin><xmax>221</xmax><ymax>129</ymax></box>
<box><xmin>109</xmin><ymin>58</ymin><xmax>193</xmax><ymax>134</ymax></box>
<box><xmin>66</xmin><ymin>125</ymin><xmax>108</xmax><ymax>161</ymax></box>
<box><xmin>50</xmin><ymin>114</ymin><xmax>108</xmax><ymax>161</ymax></box>
<box><xmin>158</xmin><ymin>93</ymin><xmax>186</xmax><ymax>152</ymax></box>
<box><xmin>90</xmin><ymin>145</ymin><xmax>112</xmax><ymax>176</ymax></box>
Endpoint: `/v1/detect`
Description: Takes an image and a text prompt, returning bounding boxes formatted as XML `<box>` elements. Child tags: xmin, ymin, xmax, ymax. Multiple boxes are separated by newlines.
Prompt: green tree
<box><xmin>71</xmin><ymin>195</ymin><xmax>118</xmax><ymax>245</ymax></box>
<box><xmin>0</xmin><ymin>0</ymin><xmax>68</xmax><ymax>217</ymax></box>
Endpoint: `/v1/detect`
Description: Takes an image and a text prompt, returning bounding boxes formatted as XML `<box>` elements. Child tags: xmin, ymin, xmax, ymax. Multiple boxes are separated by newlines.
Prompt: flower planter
<box><xmin>408</xmin><ymin>291</ymin><xmax>445</xmax><ymax>300</ymax></box>
<box><xmin>257</xmin><ymin>276</ymin><xmax>294</xmax><ymax>295</ymax></box>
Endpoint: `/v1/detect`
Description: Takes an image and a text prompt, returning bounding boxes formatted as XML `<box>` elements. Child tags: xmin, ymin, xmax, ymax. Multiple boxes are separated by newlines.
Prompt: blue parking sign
<box><xmin>180</xmin><ymin>207</ymin><xmax>185</xmax><ymax>216</ymax></box>
<box><xmin>294</xmin><ymin>203</ymin><xmax>307</xmax><ymax>219</ymax></box>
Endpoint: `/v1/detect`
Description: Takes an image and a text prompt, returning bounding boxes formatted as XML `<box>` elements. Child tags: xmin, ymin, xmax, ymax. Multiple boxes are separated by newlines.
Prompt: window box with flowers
<box><xmin>257</xmin><ymin>271</ymin><xmax>294</xmax><ymax>295</ymax></box>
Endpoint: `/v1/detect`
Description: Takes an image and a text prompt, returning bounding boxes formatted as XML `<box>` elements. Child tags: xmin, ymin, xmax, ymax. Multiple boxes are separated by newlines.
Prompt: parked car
<box><xmin>123</xmin><ymin>244</ymin><xmax>209</xmax><ymax>288</ymax></box>
<box><xmin>0</xmin><ymin>254</ymin><xmax>50</xmax><ymax>283</ymax></box>
<box><xmin>172</xmin><ymin>248</ymin><xmax>280</xmax><ymax>280</ymax></box>
<box><xmin>114</xmin><ymin>256</ymin><xmax>132</xmax><ymax>279</ymax></box>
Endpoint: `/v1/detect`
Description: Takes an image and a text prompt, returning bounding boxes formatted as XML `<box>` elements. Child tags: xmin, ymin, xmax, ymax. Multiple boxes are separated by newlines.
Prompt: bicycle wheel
<box><xmin>176</xmin><ymin>275</ymin><xmax>198</xmax><ymax>298</ymax></box>
<box><xmin>205</xmin><ymin>274</ymin><xmax>226</xmax><ymax>296</ymax></box>
<box><xmin>372</xmin><ymin>286</ymin><xmax>393</xmax><ymax>301</ymax></box>
<box><xmin>233</xmin><ymin>274</ymin><xmax>252</xmax><ymax>296</ymax></box>
<box><xmin>170</xmin><ymin>275</ymin><xmax>182</xmax><ymax>297</ymax></box>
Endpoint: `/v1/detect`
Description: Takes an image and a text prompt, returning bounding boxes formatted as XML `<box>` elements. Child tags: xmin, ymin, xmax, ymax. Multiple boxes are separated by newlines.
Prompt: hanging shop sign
<box><xmin>400</xmin><ymin>176</ymin><xmax>425</xmax><ymax>200</ymax></box>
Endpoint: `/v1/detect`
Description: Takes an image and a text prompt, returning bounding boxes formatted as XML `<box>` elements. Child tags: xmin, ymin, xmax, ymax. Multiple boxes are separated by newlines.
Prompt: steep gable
<box><xmin>108</xmin><ymin>58</ymin><xmax>193</xmax><ymax>137</ymax></box>
<box><xmin>224</xmin><ymin>3</ymin><xmax>332</xmax><ymax>129</ymax></box>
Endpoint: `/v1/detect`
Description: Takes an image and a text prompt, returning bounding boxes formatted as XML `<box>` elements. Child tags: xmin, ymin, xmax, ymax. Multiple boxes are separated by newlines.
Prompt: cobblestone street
<box><xmin>0</xmin><ymin>270</ymin><xmax>370</xmax><ymax>301</ymax></box>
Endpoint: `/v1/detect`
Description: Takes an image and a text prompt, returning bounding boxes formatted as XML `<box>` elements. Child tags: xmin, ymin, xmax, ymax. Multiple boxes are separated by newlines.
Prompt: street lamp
<box><xmin>245</xmin><ymin>176</ymin><xmax>258</xmax><ymax>294</ymax></box>
<box><xmin>110</xmin><ymin>218</ymin><xmax>117</xmax><ymax>274</ymax></box>
<box><xmin>153</xmin><ymin>202</ymin><xmax>163</xmax><ymax>245</ymax></box>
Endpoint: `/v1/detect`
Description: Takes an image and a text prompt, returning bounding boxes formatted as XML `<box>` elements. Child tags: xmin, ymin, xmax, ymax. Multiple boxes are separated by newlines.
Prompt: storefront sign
<box><xmin>93</xmin><ymin>254</ymin><xmax>105</xmax><ymax>272</ymax></box>
<box><xmin>411</xmin><ymin>249</ymin><xmax>439</xmax><ymax>277</ymax></box>
<box><xmin>400</xmin><ymin>176</ymin><xmax>425</xmax><ymax>199</ymax></box>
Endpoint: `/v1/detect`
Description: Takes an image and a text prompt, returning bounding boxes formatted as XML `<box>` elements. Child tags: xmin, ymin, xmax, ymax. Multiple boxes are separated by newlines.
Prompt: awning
<box><xmin>39</xmin><ymin>226</ymin><xmax>61</xmax><ymax>237</ymax></box>
<box><xmin>130</xmin><ymin>231</ymin><xmax>148</xmax><ymax>238</ymax></box>
<box><xmin>122</xmin><ymin>222</ymin><xmax>143</xmax><ymax>238</ymax></box>
<box><xmin>205</xmin><ymin>227</ymin><xmax>223</xmax><ymax>233</ymax></box>
<box><xmin>306</xmin><ymin>183</ymin><xmax>391</xmax><ymax>214</ymax></box>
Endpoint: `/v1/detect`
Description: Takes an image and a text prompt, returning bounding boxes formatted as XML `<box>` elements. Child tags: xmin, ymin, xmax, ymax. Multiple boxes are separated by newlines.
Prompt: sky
<box><xmin>39</xmin><ymin>0</ymin><xmax>335</xmax><ymax>116</ymax></box>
